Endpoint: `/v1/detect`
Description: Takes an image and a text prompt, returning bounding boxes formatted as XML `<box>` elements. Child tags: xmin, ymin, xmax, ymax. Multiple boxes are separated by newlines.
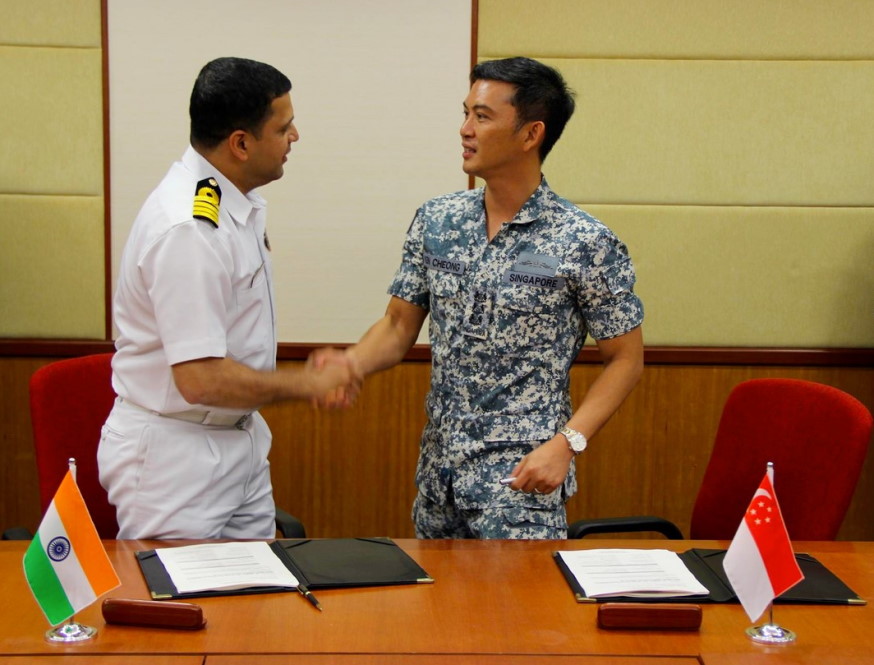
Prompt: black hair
<box><xmin>189</xmin><ymin>57</ymin><xmax>292</xmax><ymax>149</ymax></box>
<box><xmin>470</xmin><ymin>57</ymin><xmax>575</xmax><ymax>161</ymax></box>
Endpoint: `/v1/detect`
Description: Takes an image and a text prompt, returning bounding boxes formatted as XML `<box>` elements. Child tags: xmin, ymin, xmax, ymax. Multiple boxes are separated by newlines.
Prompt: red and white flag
<box><xmin>723</xmin><ymin>466</ymin><xmax>804</xmax><ymax>622</ymax></box>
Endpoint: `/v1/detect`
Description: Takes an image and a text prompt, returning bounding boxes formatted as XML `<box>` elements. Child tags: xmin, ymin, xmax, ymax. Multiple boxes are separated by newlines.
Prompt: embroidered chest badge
<box><xmin>513</xmin><ymin>251</ymin><xmax>559</xmax><ymax>276</ymax></box>
<box><xmin>504</xmin><ymin>251</ymin><xmax>566</xmax><ymax>289</ymax></box>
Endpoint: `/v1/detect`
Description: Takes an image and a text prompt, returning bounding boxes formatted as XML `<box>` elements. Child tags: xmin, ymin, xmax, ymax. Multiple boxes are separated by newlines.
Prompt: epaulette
<box><xmin>193</xmin><ymin>177</ymin><xmax>221</xmax><ymax>227</ymax></box>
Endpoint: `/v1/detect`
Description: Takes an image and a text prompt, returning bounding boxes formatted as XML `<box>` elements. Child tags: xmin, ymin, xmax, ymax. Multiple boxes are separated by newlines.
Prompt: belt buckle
<box><xmin>234</xmin><ymin>414</ymin><xmax>250</xmax><ymax>430</ymax></box>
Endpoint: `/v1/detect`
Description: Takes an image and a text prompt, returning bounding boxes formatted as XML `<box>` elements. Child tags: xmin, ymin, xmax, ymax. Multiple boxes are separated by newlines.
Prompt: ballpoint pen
<box><xmin>297</xmin><ymin>584</ymin><xmax>323</xmax><ymax>611</ymax></box>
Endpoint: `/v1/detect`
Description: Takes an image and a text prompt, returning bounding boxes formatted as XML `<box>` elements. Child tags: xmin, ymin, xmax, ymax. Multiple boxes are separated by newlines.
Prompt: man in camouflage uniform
<box><xmin>322</xmin><ymin>57</ymin><xmax>644</xmax><ymax>539</ymax></box>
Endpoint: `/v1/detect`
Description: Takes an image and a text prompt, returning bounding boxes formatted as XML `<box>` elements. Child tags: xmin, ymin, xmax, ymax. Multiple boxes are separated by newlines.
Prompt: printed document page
<box><xmin>557</xmin><ymin>548</ymin><xmax>709</xmax><ymax>598</ymax></box>
<box><xmin>155</xmin><ymin>541</ymin><xmax>299</xmax><ymax>593</ymax></box>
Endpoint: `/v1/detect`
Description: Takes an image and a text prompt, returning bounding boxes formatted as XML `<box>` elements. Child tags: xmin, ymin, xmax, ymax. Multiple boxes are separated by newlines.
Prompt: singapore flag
<box><xmin>723</xmin><ymin>466</ymin><xmax>804</xmax><ymax>622</ymax></box>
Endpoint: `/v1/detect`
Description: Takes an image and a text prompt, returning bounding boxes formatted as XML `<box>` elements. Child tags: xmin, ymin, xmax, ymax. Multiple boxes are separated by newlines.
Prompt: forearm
<box><xmin>172</xmin><ymin>357</ymin><xmax>336</xmax><ymax>410</ymax></box>
<box><xmin>510</xmin><ymin>352</ymin><xmax>641</xmax><ymax>489</ymax></box>
<box><xmin>507</xmin><ymin>327</ymin><xmax>643</xmax><ymax>493</ymax></box>
<box><xmin>347</xmin><ymin>297</ymin><xmax>426</xmax><ymax>377</ymax></box>
<box><xmin>348</xmin><ymin>319</ymin><xmax>413</xmax><ymax>376</ymax></box>
<box><xmin>566</xmin><ymin>327</ymin><xmax>644</xmax><ymax>439</ymax></box>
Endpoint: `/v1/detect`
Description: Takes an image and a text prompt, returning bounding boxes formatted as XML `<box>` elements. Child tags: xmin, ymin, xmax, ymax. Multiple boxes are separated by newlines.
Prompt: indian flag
<box><xmin>22</xmin><ymin>470</ymin><xmax>120</xmax><ymax>626</ymax></box>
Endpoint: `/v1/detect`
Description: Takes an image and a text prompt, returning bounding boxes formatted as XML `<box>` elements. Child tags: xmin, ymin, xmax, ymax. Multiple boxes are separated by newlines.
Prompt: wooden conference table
<box><xmin>2</xmin><ymin>538</ymin><xmax>874</xmax><ymax>664</ymax></box>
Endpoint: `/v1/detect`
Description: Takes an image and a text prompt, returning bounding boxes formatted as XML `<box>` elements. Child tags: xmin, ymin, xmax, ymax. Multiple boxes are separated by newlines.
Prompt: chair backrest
<box><xmin>29</xmin><ymin>353</ymin><xmax>118</xmax><ymax>538</ymax></box>
<box><xmin>690</xmin><ymin>378</ymin><xmax>873</xmax><ymax>541</ymax></box>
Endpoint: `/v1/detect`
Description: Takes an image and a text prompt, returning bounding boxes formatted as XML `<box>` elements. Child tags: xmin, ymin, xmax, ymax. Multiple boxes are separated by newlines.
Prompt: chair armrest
<box><xmin>567</xmin><ymin>516</ymin><xmax>684</xmax><ymax>540</ymax></box>
<box><xmin>2</xmin><ymin>526</ymin><xmax>34</xmax><ymax>540</ymax></box>
<box><xmin>275</xmin><ymin>508</ymin><xmax>307</xmax><ymax>538</ymax></box>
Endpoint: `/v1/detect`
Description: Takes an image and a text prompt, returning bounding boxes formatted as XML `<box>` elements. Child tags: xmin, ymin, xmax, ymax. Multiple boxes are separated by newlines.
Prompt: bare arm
<box><xmin>347</xmin><ymin>296</ymin><xmax>429</xmax><ymax>376</ymax></box>
<box><xmin>509</xmin><ymin>325</ymin><xmax>644</xmax><ymax>493</ymax></box>
<box><xmin>172</xmin><ymin>355</ymin><xmax>359</xmax><ymax>410</ymax></box>
<box><xmin>564</xmin><ymin>325</ymin><xmax>644</xmax><ymax>439</ymax></box>
<box><xmin>309</xmin><ymin>297</ymin><xmax>427</xmax><ymax>408</ymax></box>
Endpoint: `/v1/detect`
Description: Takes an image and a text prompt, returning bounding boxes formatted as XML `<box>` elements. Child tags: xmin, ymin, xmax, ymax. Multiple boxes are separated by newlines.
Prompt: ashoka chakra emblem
<box><xmin>47</xmin><ymin>537</ymin><xmax>71</xmax><ymax>562</ymax></box>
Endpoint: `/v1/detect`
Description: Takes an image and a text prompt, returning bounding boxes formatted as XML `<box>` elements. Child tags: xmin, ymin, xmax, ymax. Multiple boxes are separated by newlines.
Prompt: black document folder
<box><xmin>137</xmin><ymin>537</ymin><xmax>434</xmax><ymax>600</ymax></box>
<box><xmin>555</xmin><ymin>548</ymin><xmax>866</xmax><ymax>605</ymax></box>
<box><xmin>272</xmin><ymin>538</ymin><xmax>434</xmax><ymax>589</ymax></box>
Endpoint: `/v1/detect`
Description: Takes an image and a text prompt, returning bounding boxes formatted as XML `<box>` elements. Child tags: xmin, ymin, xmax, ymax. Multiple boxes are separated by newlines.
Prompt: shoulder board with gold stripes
<box><xmin>193</xmin><ymin>177</ymin><xmax>221</xmax><ymax>228</ymax></box>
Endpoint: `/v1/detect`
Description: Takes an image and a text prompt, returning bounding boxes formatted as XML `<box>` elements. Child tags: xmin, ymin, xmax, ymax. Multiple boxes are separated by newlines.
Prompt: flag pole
<box><xmin>744</xmin><ymin>462</ymin><xmax>798</xmax><ymax>645</ymax></box>
<box><xmin>746</xmin><ymin>601</ymin><xmax>797</xmax><ymax>644</ymax></box>
<box><xmin>44</xmin><ymin>458</ymin><xmax>98</xmax><ymax>643</ymax></box>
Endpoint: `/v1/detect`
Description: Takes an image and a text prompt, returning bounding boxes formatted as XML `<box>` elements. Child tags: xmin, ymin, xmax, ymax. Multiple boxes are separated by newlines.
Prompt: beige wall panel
<box><xmin>108</xmin><ymin>0</ymin><xmax>471</xmax><ymax>344</ymax></box>
<box><xmin>479</xmin><ymin>0</ymin><xmax>874</xmax><ymax>59</ymax></box>
<box><xmin>585</xmin><ymin>204</ymin><xmax>874</xmax><ymax>347</ymax></box>
<box><xmin>540</xmin><ymin>59</ymin><xmax>874</xmax><ymax>206</ymax></box>
<box><xmin>0</xmin><ymin>195</ymin><xmax>104</xmax><ymax>337</ymax></box>
<box><xmin>0</xmin><ymin>0</ymin><xmax>101</xmax><ymax>47</ymax></box>
<box><xmin>0</xmin><ymin>46</ymin><xmax>103</xmax><ymax>195</ymax></box>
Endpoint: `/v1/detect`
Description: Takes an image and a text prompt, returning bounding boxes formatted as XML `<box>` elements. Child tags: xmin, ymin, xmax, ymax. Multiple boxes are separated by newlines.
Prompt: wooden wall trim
<box><xmin>470</xmin><ymin>0</ymin><xmax>478</xmax><ymax>71</ymax></box>
<box><xmin>467</xmin><ymin>0</ymin><xmax>477</xmax><ymax>192</ymax></box>
<box><xmin>279</xmin><ymin>344</ymin><xmax>874</xmax><ymax>366</ymax></box>
<box><xmin>0</xmin><ymin>340</ymin><xmax>117</xmax><ymax>357</ymax></box>
<box><xmin>101</xmin><ymin>0</ymin><xmax>111</xmax><ymax>340</ymax></box>
<box><xmin>641</xmin><ymin>346</ymin><xmax>874</xmax><ymax>367</ymax></box>
<box><xmin>2</xmin><ymin>339</ymin><xmax>871</xmax><ymax>367</ymax></box>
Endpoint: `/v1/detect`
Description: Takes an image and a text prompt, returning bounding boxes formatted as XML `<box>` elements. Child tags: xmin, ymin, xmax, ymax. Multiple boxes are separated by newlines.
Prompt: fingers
<box><xmin>506</xmin><ymin>472</ymin><xmax>555</xmax><ymax>494</ymax></box>
<box><xmin>504</xmin><ymin>455</ymin><xmax>560</xmax><ymax>495</ymax></box>
<box><xmin>308</xmin><ymin>346</ymin><xmax>345</xmax><ymax>371</ymax></box>
<box><xmin>308</xmin><ymin>347</ymin><xmax>363</xmax><ymax>409</ymax></box>
<box><xmin>319</xmin><ymin>365</ymin><xmax>360</xmax><ymax>407</ymax></box>
<box><xmin>314</xmin><ymin>386</ymin><xmax>353</xmax><ymax>409</ymax></box>
<box><xmin>513</xmin><ymin>481</ymin><xmax>557</xmax><ymax>495</ymax></box>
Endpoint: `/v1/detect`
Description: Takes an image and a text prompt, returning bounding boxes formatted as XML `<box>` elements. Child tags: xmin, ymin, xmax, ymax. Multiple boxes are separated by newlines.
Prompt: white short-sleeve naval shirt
<box><xmin>111</xmin><ymin>146</ymin><xmax>276</xmax><ymax>414</ymax></box>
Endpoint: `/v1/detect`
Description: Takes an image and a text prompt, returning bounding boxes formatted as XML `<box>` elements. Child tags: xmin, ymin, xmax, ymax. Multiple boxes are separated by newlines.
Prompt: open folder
<box><xmin>137</xmin><ymin>537</ymin><xmax>434</xmax><ymax>600</ymax></box>
<box><xmin>554</xmin><ymin>548</ymin><xmax>866</xmax><ymax>605</ymax></box>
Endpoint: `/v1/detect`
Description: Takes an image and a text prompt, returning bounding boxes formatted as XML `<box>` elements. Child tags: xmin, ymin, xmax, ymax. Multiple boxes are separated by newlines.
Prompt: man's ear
<box><xmin>522</xmin><ymin>120</ymin><xmax>545</xmax><ymax>154</ymax></box>
<box><xmin>228</xmin><ymin>130</ymin><xmax>249</xmax><ymax>161</ymax></box>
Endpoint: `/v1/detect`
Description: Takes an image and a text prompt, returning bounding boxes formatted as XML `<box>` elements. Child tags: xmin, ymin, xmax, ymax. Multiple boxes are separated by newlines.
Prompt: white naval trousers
<box><xmin>97</xmin><ymin>397</ymin><xmax>275</xmax><ymax>539</ymax></box>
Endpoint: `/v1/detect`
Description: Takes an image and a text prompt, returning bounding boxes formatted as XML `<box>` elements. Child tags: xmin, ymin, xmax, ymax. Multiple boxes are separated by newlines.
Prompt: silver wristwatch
<box><xmin>560</xmin><ymin>426</ymin><xmax>587</xmax><ymax>455</ymax></box>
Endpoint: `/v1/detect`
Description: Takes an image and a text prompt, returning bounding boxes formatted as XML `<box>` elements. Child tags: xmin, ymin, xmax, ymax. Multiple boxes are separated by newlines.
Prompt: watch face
<box><xmin>563</xmin><ymin>427</ymin><xmax>586</xmax><ymax>452</ymax></box>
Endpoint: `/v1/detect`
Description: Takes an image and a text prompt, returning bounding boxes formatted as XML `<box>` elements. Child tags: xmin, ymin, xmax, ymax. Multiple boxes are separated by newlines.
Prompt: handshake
<box><xmin>305</xmin><ymin>346</ymin><xmax>363</xmax><ymax>409</ymax></box>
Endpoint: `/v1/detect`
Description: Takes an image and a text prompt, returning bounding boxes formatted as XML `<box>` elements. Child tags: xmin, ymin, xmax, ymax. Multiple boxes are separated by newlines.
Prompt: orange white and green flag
<box><xmin>22</xmin><ymin>469</ymin><xmax>120</xmax><ymax>625</ymax></box>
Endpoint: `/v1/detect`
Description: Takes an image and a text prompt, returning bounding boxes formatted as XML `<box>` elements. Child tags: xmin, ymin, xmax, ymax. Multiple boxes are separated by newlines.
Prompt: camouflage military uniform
<box><xmin>389</xmin><ymin>178</ymin><xmax>644</xmax><ymax>539</ymax></box>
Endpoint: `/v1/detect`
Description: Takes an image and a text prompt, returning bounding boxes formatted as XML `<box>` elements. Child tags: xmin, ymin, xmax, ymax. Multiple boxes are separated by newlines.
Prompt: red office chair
<box><xmin>30</xmin><ymin>353</ymin><xmax>118</xmax><ymax>538</ymax></box>
<box><xmin>569</xmin><ymin>378</ymin><xmax>873</xmax><ymax>541</ymax></box>
<box><xmin>7</xmin><ymin>353</ymin><xmax>306</xmax><ymax>540</ymax></box>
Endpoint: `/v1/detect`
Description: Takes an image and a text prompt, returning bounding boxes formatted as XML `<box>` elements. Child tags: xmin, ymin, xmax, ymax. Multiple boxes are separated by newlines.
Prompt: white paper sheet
<box><xmin>155</xmin><ymin>541</ymin><xmax>299</xmax><ymax>593</ymax></box>
<box><xmin>557</xmin><ymin>548</ymin><xmax>709</xmax><ymax>598</ymax></box>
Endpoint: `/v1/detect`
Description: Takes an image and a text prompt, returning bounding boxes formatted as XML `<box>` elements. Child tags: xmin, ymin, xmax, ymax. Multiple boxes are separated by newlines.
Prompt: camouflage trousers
<box><xmin>412</xmin><ymin>491</ymin><xmax>567</xmax><ymax>540</ymax></box>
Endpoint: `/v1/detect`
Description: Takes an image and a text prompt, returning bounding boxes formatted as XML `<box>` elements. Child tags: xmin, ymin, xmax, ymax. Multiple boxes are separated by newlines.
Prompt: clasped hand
<box><xmin>307</xmin><ymin>347</ymin><xmax>362</xmax><ymax>409</ymax></box>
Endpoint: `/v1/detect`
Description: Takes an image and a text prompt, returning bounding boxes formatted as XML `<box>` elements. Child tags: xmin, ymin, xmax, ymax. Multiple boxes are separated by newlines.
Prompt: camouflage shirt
<box><xmin>389</xmin><ymin>178</ymin><xmax>643</xmax><ymax>517</ymax></box>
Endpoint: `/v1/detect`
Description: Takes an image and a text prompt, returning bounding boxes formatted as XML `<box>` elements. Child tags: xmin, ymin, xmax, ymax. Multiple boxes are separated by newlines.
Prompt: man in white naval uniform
<box><xmin>98</xmin><ymin>57</ymin><xmax>358</xmax><ymax>539</ymax></box>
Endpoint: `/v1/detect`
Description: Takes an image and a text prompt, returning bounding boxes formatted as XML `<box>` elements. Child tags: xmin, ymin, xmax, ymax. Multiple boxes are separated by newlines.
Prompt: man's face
<box><xmin>244</xmin><ymin>93</ymin><xmax>299</xmax><ymax>189</ymax></box>
<box><xmin>460</xmin><ymin>79</ymin><xmax>528</xmax><ymax>180</ymax></box>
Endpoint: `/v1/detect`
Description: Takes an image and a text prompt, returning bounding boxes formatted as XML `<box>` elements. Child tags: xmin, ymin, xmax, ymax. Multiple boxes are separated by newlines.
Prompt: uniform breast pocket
<box><xmin>229</xmin><ymin>268</ymin><xmax>271</xmax><ymax>363</ymax></box>
<box><xmin>429</xmin><ymin>270</ymin><xmax>462</xmax><ymax>299</ymax></box>
<box><xmin>235</xmin><ymin>266</ymin><xmax>268</xmax><ymax>315</ymax></box>
<box><xmin>493</xmin><ymin>285</ymin><xmax>565</xmax><ymax>351</ymax></box>
<box><xmin>248</xmin><ymin>261</ymin><xmax>267</xmax><ymax>289</ymax></box>
<box><xmin>427</xmin><ymin>270</ymin><xmax>464</xmax><ymax>331</ymax></box>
